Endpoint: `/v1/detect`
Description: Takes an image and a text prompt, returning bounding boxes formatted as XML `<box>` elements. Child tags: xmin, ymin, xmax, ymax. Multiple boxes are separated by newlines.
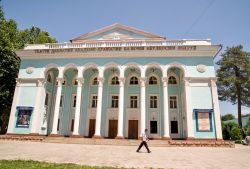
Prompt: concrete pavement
<box><xmin>0</xmin><ymin>140</ymin><xmax>249</xmax><ymax>169</ymax></box>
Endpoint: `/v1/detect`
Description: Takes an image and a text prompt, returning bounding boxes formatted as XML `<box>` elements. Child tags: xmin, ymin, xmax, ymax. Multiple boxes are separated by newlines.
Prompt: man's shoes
<box><xmin>148</xmin><ymin>151</ymin><xmax>151</xmax><ymax>153</ymax></box>
<box><xmin>136</xmin><ymin>150</ymin><xmax>139</xmax><ymax>153</ymax></box>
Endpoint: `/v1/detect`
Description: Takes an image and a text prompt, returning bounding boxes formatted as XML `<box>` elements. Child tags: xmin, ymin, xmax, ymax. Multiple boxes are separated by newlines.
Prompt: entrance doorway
<box><xmin>88</xmin><ymin>119</ymin><xmax>95</xmax><ymax>138</ymax></box>
<box><xmin>108</xmin><ymin>120</ymin><xmax>118</xmax><ymax>139</ymax></box>
<box><xmin>128</xmin><ymin>120</ymin><xmax>138</xmax><ymax>139</ymax></box>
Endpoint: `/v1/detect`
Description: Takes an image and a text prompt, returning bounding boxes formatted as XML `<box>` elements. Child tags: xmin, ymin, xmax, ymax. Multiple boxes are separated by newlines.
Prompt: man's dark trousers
<box><xmin>136</xmin><ymin>141</ymin><xmax>150</xmax><ymax>152</ymax></box>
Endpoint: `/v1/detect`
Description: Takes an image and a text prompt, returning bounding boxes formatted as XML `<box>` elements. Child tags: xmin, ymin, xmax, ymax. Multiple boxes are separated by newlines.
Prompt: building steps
<box><xmin>0</xmin><ymin>135</ymin><xmax>235</xmax><ymax>148</ymax></box>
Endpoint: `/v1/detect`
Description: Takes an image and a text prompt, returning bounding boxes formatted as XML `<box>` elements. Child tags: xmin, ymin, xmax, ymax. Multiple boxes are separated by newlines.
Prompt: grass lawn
<box><xmin>0</xmin><ymin>160</ymin><xmax>126</xmax><ymax>169</ymax></box>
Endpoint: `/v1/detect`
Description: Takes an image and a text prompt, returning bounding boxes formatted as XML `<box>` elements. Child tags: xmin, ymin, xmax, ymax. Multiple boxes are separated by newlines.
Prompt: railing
<box><xmin>24</xmin><ymin>39</ymin><xmax>211</xmax><ymax>50</ymax></box>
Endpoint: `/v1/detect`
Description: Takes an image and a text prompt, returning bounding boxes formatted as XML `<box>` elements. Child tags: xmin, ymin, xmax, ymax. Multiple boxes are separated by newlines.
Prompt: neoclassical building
<box><xmin>7</xmin><ymin>23</ymin><xmax>223</xmax><ymax>140</ymax></box>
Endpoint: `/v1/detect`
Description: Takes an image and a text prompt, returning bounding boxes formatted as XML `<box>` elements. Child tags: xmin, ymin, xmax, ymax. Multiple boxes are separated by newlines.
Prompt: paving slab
<box><xmin>0</xmin><ymin>140</ymin><xmax>249</xmax><ymax>169</ymax></box>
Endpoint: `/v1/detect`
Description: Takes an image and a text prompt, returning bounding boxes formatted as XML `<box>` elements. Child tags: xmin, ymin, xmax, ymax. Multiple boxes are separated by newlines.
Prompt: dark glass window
<box><xmin>168</xmin><ymin>76</ymin><xmax>177</xmax><ymax>84</ymax></box>
<box><xmin>150</xmin><ymin>96</ymin><xmax>157</xmax><ymax>108</ymax></box>
<box><xmin>93</xmin><ymin>77</ymin><xmax>98</xmax><ymax>85</ymax></box>
<box><xmin>130</xmin><ymin>76</ymin><xmax>138</xmax><ymax>85</ymax></box>
<box><xmin>150</xmin><ymin>121</ymin><xmax>157</xmax><ymax>134</ymax></box>
<box><xmin>71</xmin><ymin>119</ymin><xmax>74</xmax><ymax>132</ymax></box>
<box><xmin>170</xmin><ymin>96</ymin><xmax>177</xmax><ymax>109</ymax></box>
<box><xmin>130</xmin><ymin>96</ymin><xmax>138</xmax><ymax>108</ymax></box>
<box><xmin>171</xmin><ymin>121</ymin><xmax>178</xmax><ymax>134</ymax></box>
<box><xmin>111</xmin><ymin>76</ymin><xmax>119</xmax><ymax>85</ymax></box>
<box><xmin>111</xmin><ymin>95</ymin><xmax>119</xmax><ymax>108</ymax></box>
<box><xmin>149</xmin><ymin>76</ymin><xmax>157</xmax><ymax>85</ymax></box>
<box><xmin>91</xmin><ymin>95</ymin><xmax>98</xmax><ymax>108</ymax></box>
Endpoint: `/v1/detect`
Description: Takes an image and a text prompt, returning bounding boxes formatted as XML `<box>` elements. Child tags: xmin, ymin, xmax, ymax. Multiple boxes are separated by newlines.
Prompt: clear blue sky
<box><xmin>2</xmin><ymin>0</ymin><xmax>250</xmax><ymax>116</ymax></box>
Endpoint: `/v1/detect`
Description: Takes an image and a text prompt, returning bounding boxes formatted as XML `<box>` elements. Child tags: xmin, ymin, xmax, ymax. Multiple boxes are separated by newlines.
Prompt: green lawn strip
<box><xmin>0</xmin><ymin>160</ymin><xmax>128</xmax><ymax>169</ymax></box>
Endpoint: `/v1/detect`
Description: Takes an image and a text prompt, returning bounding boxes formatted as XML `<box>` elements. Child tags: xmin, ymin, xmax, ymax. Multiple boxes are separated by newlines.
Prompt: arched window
<box><xmin>92</xmin><ymin>77</ymin><xmax>98</xmax><ymax>85</ymax></box>
<box><xmin>149</xmin><ymin>76</ymin><xmax>157</xmax><ymax>85</ymax></box>
<box><xmin>47</xmin><ymin>73</ymin><xmax>52</xmax><ymax>83</ymax></box>
<box><xmin>111</xmin><ymin>76</ymin><xmax>119</xmax><ymax>85</ymax></box>
<box><xmin>168</xmin><ymin>76</ymin><xmax>177</xmax><ymax>84</ymax></box>
<box><xmin>73</xmin><ymin>78</ymin><xmax>78</xmax><ymax>85</ymax></box>
<box><xmin>130</xmin><ymin>76</ymin><xmax>138</xmax><ymax>85</ymax></box>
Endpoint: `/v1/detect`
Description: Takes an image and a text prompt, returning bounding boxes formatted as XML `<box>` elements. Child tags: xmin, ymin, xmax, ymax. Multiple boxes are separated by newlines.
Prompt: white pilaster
<box><xmin>30</xmin><ymin>79</ymin><xmax>45</xmax><ymax>134</ymax></box>
<box><xmin>162</xmin><ymin>77</ymin><xmax>170</xmax><ymax>139</ymax></box>
<box><xmin>139</xmin><ymin>77</ymin><xmax>146</xmax><ymax>135</ymax></box>
<box><xmin>210</xmin><ymin>79</ymin><xmax>223</xmax><ymax>140</ymax></box>
<box><xmin>94</xmin><ymin>66</ymin><xmax>104</xmax><ymax>138</ymax></box>
<box><xmin>7</xmin><ymin>80</ymin><xmax>21</xmax><ymax>134</ymax></box>
<box><xmin>116</xmin><ymin>77</ymin><xmax>125</xmax><ymax>139</ymax></box>
<box><xmin>51</xmin><ymin>67</ymin><xmax>64</xmax><ymax>135</ymax></box>
<box><xmin>184</xmin><ymin>78</ymin><xmax>194</xmax><ymax>139</ymax></box>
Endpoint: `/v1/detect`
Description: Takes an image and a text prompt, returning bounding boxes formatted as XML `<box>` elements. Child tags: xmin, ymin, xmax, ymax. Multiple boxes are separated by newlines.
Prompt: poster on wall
<box><xmin>16</xmin><ymin>106</ymin><xmax>33</xmax><ymax>128</ymax></box>
<box><xmin>197</xmin><ymin>112</ymin><xmax>210</xmax><ymax>131</ymax></box>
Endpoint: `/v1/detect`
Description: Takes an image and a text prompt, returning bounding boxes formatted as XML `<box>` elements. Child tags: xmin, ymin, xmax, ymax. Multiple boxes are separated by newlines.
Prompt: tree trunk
<box><xmin>237</xmin><ymin>86</ymin><xmax>242</xmax><ymax>128</ymax></box>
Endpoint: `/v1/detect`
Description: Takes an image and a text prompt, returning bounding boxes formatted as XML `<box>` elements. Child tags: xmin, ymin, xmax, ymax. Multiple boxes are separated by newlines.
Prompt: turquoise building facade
<box><xmin>7</xmin><ymin>23</ymin><xmax>223</xmax><ymax>140</ymax></box>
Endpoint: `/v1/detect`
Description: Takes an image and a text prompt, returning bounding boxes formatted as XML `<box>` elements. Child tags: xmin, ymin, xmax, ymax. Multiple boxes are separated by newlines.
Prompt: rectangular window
<box><xmin>150</xmin><ymin>121</ymin><xmax>157</xmax><ymax>134</ymax></box>
<box><xmin>91</xmin><ymin>95</ymin><xmax>98</xmax><ymax>108</ymax></box>
<box><xmin>71</xmin><ymin>119</ymin><xmax>74</xmax><ymax>132</ymax></box>
<box><xmin>60</xmin><ymin>95</ymin><xmax>64</xmax><ymax>107</ymax></box>
<box><xmin>111</xmin><ymin>95</ymin><xmax>119</xmax><ymax>108</ymax></box>
<box><xmin>57</xmin><ymin>119</ymin><xmax>60</xmax><ymax>131</ymax></box>
<box><xmin>130</xmin><ymin>96</ymin><xmax>138</xmax><ymax>108</ymax></box>
<box><xmin>45</xmin><ymin>93</ymin><xmax>49</xmax><ymax>106</ymax></box>
<box><xmin>72</xmin><ymin>95</ymin><xmax>76</xmax><ymax>107</ymax></box>
<box><xmin>170</xmin><ymin>96</ymin><xmax>177</xmax><ymax>109</ymax></box>
<box><xmin>150</xmin><ymin>96</ymin><xmax>157</xmax><ymax>108</ymax></box>
<box><xmin>171</xmin><ymin>121</ymin><xmax>178</xmax><ymax>134</ymax></box>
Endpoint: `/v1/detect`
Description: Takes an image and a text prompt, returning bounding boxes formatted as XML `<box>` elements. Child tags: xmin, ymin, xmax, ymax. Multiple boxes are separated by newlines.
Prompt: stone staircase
<box><xmin>0</xmin><ymin>135</ymin><xmax>235</xmax><ymax>148</ymax></box>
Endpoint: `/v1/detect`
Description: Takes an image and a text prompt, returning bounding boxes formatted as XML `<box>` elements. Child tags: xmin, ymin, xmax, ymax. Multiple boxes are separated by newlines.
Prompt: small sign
<box><xmin>16</xmin><ymin>106</ymin><xmax>33</xmax><ymax>128</ymax></box>
<box><xmin>197</xmin><ymin>112</ymin><xmax>210</xmax><ymax>131</ymax></box>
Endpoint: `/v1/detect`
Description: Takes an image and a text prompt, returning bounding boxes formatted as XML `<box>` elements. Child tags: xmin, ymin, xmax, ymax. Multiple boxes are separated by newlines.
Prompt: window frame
<box><xmin>110</xmin><ymin>94</ymin><xmax>119</xmax><ymax>108</ymax></box>
<box><xmin>90</xmin><ymin>94</ymin><xmax>98</xmax><ymax>108</ymax></box>
<box><xmin>110</xmin><ymin>76</ymin><xmax>119</xmax><ymax>85</ymax></box>
<box><xmin>129</xmin><ymin>76</ymin><xmax>139</xmax><ymax>85</ymax></box>
<box><xmin>149</xmin><ymin>94</ymin><xmax>158</xmax><ymax>108</ymax></box>
<box><xmin>129</xmin><ymin>95</ymin><xmax>139</xmax><ymax>108</ymax></box>
<box><xmin>169</xmin><ymin>95</ymin><xmax>178</xmax><ymax>109</ymax></box>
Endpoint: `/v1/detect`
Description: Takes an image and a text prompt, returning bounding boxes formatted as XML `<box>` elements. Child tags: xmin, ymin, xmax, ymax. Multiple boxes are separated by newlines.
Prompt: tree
<box><xmin>0</xmin><ymin>4</ymin><xmax>57</xmax><ymax>134</ymax></box>
<box><xmin>221</xmin><ymin>114</ymin><xmax>235</xmax><ymax>121</ymax></box>
<box><xmin>216</xmin><ymin>45</ymin><xmax>250</xmax><ymax>128</ymax></box>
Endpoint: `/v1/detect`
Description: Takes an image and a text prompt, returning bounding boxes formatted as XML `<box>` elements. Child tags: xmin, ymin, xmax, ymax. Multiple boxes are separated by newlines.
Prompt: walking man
<box><xmin>136</xmin><ymin>129</ymin><xmax>151</xmax><ymax>153</ymax></box>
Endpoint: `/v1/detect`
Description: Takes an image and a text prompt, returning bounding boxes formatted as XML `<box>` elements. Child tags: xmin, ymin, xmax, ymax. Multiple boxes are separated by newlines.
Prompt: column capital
<box><xmin>118</xmin><ymin>77</ymin><xmax>125</xmax><ymax>85</ymax></box>
<box><xmin>56</xmin><ymin>77</ymin><xmax>64</xmax><ymax>86</ymax></box>
<box><xmin>118</xmin><ymin>65</ymin><xmax>126</xmax><ymax>77</ymax></box>
<box><xmin>162</xmin><ymin>77</ymin><xmax>168</xmax><ymax>86</ymax></box>
<box><xmin>97</xmin><ymin>77</ymin><xmax>104</xmax><ymax>85</ymax></box>
<box><xmin>210</xmin><ymin>78</ymin><xmax>218</xmax><ymax>87</ymax></box>
<box><xmin>76</xmin><ymin>78</ymin><xmax>84</xmax><ymax>86</ymax></box>
<box><xmin>139</xmin><ymin>77</ymin><xmax>147</xmax><ymax>87</ymax></box>
<box><xmin>37</xmin><ymin>79</ymin><xmax>46</xmax><ymax>87</ymax></box>
<box><xmin>184</xmin><ymin>77</ymin><xmax>191</xmax><ymax>86</ymax></box>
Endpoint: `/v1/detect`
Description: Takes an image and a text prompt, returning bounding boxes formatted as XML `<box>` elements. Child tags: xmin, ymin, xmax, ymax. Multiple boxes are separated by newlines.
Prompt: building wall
<box><xmin>11</xmin><ymin>56</ymin><xmax>218</xmax><ymax>139</ymax></box>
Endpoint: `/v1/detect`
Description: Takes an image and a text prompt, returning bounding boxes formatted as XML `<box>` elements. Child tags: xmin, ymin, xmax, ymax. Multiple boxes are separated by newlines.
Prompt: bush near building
<box><xmin>222</xmin><ymin>122</ymin><xmax>243</xmax><ymax>141</ymax></box>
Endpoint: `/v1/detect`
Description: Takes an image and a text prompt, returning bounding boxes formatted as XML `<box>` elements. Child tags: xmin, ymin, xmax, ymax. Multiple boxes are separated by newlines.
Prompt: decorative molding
<box><xmin>26</xmin><ymin>67</ymin><xmax>34</xmax><ymax>74</ymax></box>
<box><xmin>196</xmin><ymin>64</ymin><xmax>206</xmax><ymax>73</ymax></box>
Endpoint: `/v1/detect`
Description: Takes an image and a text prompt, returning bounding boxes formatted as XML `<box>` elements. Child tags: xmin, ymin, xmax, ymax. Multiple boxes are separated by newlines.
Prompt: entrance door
<box><xmin>108</xmin><ymin>120</ymin><xmax>118</xmax><ymax>139</ymax></box>
<box><xmin>128</xmin><ymin>120</ymin><xmax>138</xmax><ymax>139</ymax></box>
<box><xmin>88</xmin><ymin>119</ymin><xmax>95</xmax><ymax>138</ymax></box>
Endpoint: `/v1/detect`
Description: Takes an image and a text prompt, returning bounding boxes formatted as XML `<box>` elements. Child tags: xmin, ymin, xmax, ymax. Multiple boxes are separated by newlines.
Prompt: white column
<box><xmin>7</xmin><ymin>80</ymin><xmax>21</xmax><ymax>134</ymax></box>
<box><xmin>50</xmin><ymin>78</ymin><xmax>63</xmax><ymax>135</ymax></box>
<box><xmin>116</xmin><ymin>77</ymin><xmax>125</xmax><ymax>139</ymax></box>
<box><xmin>184</xmin><ymin>78</ymin><xmax>194</xmax><ymax>139</ymax></box>
<box><xmin>94</xmin><ymin>66</ymin><xmax>104</xmax><ymax>138</ymax></box>
<box><xmin>72</xmin><ymin>78</ymin><xmax>84</xmax><ymax>136</ymax></box>
<box><xmin>211</xmin><ymin>79</ymin><xmax>223</xmax><ymax>140</ymax></box>
<box><xmin>140</xmin><ymin>77</ymin><xmax>146</xmax><ymax>135</ymax></box>
<box><xmin>30</xmin><ymin>79</ymin><xmax>45</xmax><ymax>134</ymax></box>
<box><xmin>162</xmin><ymin>77</ymin><xmax>170</xmax><ymax>139</ymax></box>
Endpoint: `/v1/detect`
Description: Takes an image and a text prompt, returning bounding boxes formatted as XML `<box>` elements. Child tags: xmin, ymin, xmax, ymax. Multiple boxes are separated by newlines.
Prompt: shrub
<box><xmin>230</xmin><ymin>127</ymin><xmax>243</xmax><ymax>140</ymax></box>
<box><xmin>246</xmin><ymin>126</ymin><xmax>250</xmax><ymax>136</ymax></box>
<box><xmin>222</xmin><ymin>122</ymin><xmax>239</xmax><ymax>140</ymax></box>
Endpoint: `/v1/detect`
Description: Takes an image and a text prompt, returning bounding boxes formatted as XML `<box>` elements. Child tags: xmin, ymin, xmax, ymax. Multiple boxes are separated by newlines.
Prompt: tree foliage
<box><xmin>221</xmin><ymin>114</ymin><xmax>235</xmax><ymax>121</ymax></box>
<box><xmin>0</xmin><ymin>4</ymin><xmax>57</xmax><ymax>134</ymax></box>
<box><xmin>222</xmin><ymin>122</ymin><xmax>243</xmax><ymax>140</ymax></box>
<box><xmin>217</xmin><ymin>45</ymin><xmax>250</xmax><ymax>127</ymax></box>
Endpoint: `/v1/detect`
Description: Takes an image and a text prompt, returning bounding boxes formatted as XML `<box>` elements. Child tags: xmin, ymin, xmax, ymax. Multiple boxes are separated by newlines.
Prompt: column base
<box><xmin>162</xmin><ymin>136</ymin><xmax>171</xmax><ymax>140</ymax></box>
<box><xmin>70</xmin><ymin>135</ymin><xmax>82</xmax><ymax>138</ymax></box>
<box><xmin>48</xmin><ymin>134</ymin><xmax>63</xmax><ymax>137</ymax></box>
<box><xmin>186</xmin><ymin>137</ymin><xmax>195</xmax><ymax>140</ymax></box>
<box><xmin>216</xmin><ymin>138</ymin><xmax>224</xmax><ymax>141</ymax></box>
<box><xmin>92</xmin><ymin>135</ymin><xmax>104</xmax><ymax>139</ymax></box>
<box><xmin>115</xmin><ymin>136</ymin><xmax>125</xmax><ymax>139</ymax></box>
<box><xmin>29</xmin><ymin>133</ymin><xmax>40</xmax><ymax>136</ymax></box>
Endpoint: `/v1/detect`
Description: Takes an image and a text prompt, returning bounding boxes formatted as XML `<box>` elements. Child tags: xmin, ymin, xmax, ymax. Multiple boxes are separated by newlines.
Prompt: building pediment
<box><xmin>71</xmin><ymin>23</ymin><xmax>166</xmax><ymax>42</ymax></box>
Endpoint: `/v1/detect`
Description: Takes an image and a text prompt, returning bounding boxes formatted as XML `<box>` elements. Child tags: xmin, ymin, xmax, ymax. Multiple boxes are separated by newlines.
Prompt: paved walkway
<box><xmin>0</xmin><ymin>141</ymin><xmax>250</xmax><ymax>169</ymax></box>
